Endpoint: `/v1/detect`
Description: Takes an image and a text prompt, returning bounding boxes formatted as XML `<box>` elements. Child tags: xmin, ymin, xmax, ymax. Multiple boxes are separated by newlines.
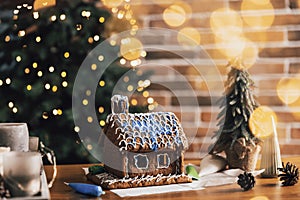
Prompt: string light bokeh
<box><xmin>0</xmin><ymin>0</ymin><xmax>155</xmax><ymax>163</ymax></box>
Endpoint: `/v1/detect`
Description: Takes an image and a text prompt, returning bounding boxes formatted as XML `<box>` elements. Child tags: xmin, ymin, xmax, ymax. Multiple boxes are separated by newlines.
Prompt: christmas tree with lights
<box><xmin>0</xmin><ymin>0</ymin><xmax>149</xmax><ymax>163</ymax></box>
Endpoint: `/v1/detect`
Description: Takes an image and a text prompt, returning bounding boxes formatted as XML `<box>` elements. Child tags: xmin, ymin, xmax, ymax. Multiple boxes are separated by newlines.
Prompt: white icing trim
<box><xmin>133</xmin><ymin>154</ymin><xmax>149</xmax><ymax>170</ymax></box>
<box><xmin>96</xmin><ymin>172</ymin><xmax>188</xmax><ymax>185</ymax></box>
<box><xmin>109</xmin><ymin>112</ymin><xmax>189</xmax><ymax>151</ymax></box>
<box><xmin>124</xmin><ymin>156</ymin><xmax>129</xmax><ymax>178</ymax></box>
<box><xmin>157</xmin><ymin>153</ymin><xmax>170</xmax><ymax>169</ymax></box>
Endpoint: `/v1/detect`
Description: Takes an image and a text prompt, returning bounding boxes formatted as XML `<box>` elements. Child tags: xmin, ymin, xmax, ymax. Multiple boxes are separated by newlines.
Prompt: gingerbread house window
<box><xmin>134</xmin><ymin>154</ymin><xmax>149</xmax><ymax>169</ymax></box>
<box><xmin>157</xmin><ymin>153</ymin><xmax>170</xmax><ymax>168</ymax></box>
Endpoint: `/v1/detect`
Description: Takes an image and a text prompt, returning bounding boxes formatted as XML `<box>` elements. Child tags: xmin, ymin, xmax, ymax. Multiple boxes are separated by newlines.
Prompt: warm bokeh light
<box><xmin>147</xmin><ymin>97</ymin><xmax>154</xmax><ymax>104</ymax></box>
<box><xmin>143</xmin><ymin>91</ymin><xmax>149</xmax><ymax>97</ymax></box>
<box><xmin>241</xmin><ymin>0</ymin><xmax>275</xmax><ymax>30</ymax></box>
<box><xmin>76</xmin><ymin>24</ymin><xmax>82</xmax><ymax>31</ymax></box>
<box><xmin>81</xmin><ymin>11</ymin><xmax>91</xmax><ymax>18</ymax></box>
<box><xmin>240</xmin><ymin>39</ymin><xmax>259</xmax><ymax>69</ymax></box>
<box><xmin>36</xmin><ymin>36</ymin><xmax>41</xmax><ymax>43</ymax></box>
<box><xmin>87</xmin><ymin>116</ymin><xmax>93</xmax><ymax>123</ymax></box>
<box><xmin>120</xmin><ymin>58</ymin><xmax>126</xmax><ymax>65</ymax></box>
<box><xmin>102</xmin><ymin>0</ymin><xmax>123</xmax><ymax>8</ymax></box>
<box><xmin>215</xmin><ymin>36</ymin><xmax>246</xmax><ymax>60</ymax></box>
<box><xmin>123</xmin><ymin>76</ymin><xmax>129</xmax><ymax>82</ymax></box>
<box><xmin>250</xmin><ymin>196</ymin><xmax>269</xmax><ymax>200</ymax></box>
<box><xmin>100</xmin><ymin>120</ymin><xmax>106</xmax><ymax>126</ymax></box>
<box><xmin>120</xmin><ymin>37</ymin><xmax>143</xmax><ymax>60</ymax></box>
<box><xmin>37</xmin><ymin>71</ymin><xmax>43</xmax><ymax>77</ymax></box>
<box><xmin>16</xmin><ymin>56</ymin><xmax>22</xmax><ymax>62</ymax></box>
<box><xmin>98</xmin><ymin>55</ymin><xmax>104</xmax><ymax>62</ymax></box>
<box><xmin>8</xmin><ymin>102</ymin><xmax>14</xmax><ymax>108</ymax></box>
<box><xmin>5</xmin><ymin>78</ymin><xmax>11</xmax><ymax>85</ymax></box>
<box><xmin>49</xmin><ymin>66</ymin><xmax>55</xmax><ymax>72</ymax></box>
<box><xmin>175</xmin><ymin>1</ymin><xmax>192</xmax><ymax>15</ymax></box>
<box><xmin>177</xmin><ymin>27</ymin><xmax>201</xmax><ymax>46</ymax></box>
<box><xmin>91</xmin><ymin>64</ymin><xmax>97</xmax><ymax>70</ymax></box>
<box><xmin>26</xmin><ymin>85</ymin><xmax>32</xmax><ymax>91</ymax></box>
<box><xmin>34</xmin><ymin>0</ymin><xmax>56</xmax><ymax>10</ymax></box>
<box><xmin>32</xmin><ymin>62</ymin><xmax>38</xmax><ymax>68</ymax></box>
<box><xmin>50</xmin><ymin>15</ymin><xmax>57</xmax><ymax>22</ymax></box>
<box><xmin>210</xmin><ymin>8</ymin><xmax>243</xmax><ymax>40</ymax></box>
<box><xmin>249</xmin><ymin>0</ymin><xmax>271</xmax><ymax>4</ymax></box>
<box><xmin>57</xmin><ymin>109</ymin><xmax>63</xmax><ymax>115</ymax></box>
<box><xmin>99</xmin><ymin>80</ymin><xmax>105</xmax><ymax>87</ymax></box>
<box><xmin>82</xmin><ymin>99</ymin><xmax>89</xmax><ymax>106</ymax></box>
<box><xmin>131</xmin><ymin>98</ymin><xmax>138</xmax><ymax>106</ymax></box>
<box><xmin>288</xmin><ymin>97</ymin><xmax>300</xmax><ymax>121</ymax></box>
<box><xmin>74</xmin><ymin>126</ymin><xmax>80</xmax><ymax>133</ymax></box>
<box><xmin>163</xmin><ymin>4</ymin><xmax>186</xmax><ymax>27</ymax></box>
<box><xmin>249</xmin><ymin>106</ymin><xmax>278</xmax><ymax>138</ymax></box>
<box><xmin>24</xmin><ymin>68</ymin><xmax>30</xmax><ymax>74</ymax></box>
<box><xmin>18</xmin><ymin>30</ymin><xmax>26</xmax><ymax>37</ymax></box>
<box><xmin>53</xmin><ymin>109</ymin><xmax>58</xmax><ymax>115</ymax></box>
<box><xmin>45</xmin><ymin>83</ymin><xmax>51</xmax><ymax>90</ymax></box>
<box><xmin>88</xmin><ymin>37</ymin><xmax>94</xmax><ymax>44</ymax></box>
<box><xmin>12</xmin><ymin>107</ymin><xmax>18</xmax><ymax>113</ymax></box>
<box><xmin>4</xmin><ymin>35</ymin><xmax>10</xmax><ymax>42</ymax></box>
<box><xmin>64</xmin><ymin>52</ymin><xmax>70</xmax><ymax>58</ymax></box>
<box><xmin>127</xmin><ymin>85</ymin><xmax>134</xmax><ymax>91</ymax></box>
<box><xmin>52</xmin><ymin>85</ymin><xmax>58</xmax><ymax>92</ymax></box>
<box><xmin>94</xmin><ymin>35</ymin><xmax>100</xmax><ymax>41</ymax></box>
<box><xmin>42</xmin><ymin>112</ymin><xmax>49</xmax><ymax>119</ymax></box>
<box><xmin>33</xmin><ymin>12</ymin><xmax>39</xmax><ymax>19</ymax></box>
<box><xmin>152</xmin><ymin>0</ymin><xmax>175</xmax><ymax>7</ymax></box>
<box><xmin>60</xmin><ymin>71</ymin><xmax>67</xmax><ymax>78</ymax></box>
<box><xmin>277</xmin><ymin>77</ymin><xmax>300</xmax><ymax>105</ymax></box>
<box><xmin>60</xmin><ymin>14</ymin><xmax>66</xmax><ymax>21</ymax></box>
<box><xmin>62</xmin><ymin>81</ymin><xmax>68</xmax><ymax>87</ymax></box>
<box><xmin>215</xmin><ymin>35</ymin><xmax>258</xmax><ymax>69</ymax></box>
<box><xmin>98</xmin><ymin>106</ymin><xmax>105</xmax><ymax>113</ymax></box>
<box><xmin>130</xmin><ymin>59</ymin><xmax>141</xmax><ymax>67</ymax></box>
<box><xmin>99</xmin><ymin>17</ymin><xmax>105</xmax><ymax>23</ymax></box>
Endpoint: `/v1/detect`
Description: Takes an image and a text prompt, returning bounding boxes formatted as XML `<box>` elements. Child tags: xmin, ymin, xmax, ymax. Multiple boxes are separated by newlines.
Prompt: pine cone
<box><xmin>278</xmin><ymin>162</ymin><xmax>299</xmax><ymax>186</ymax></box>
<box><xmin>237</xmin><ymin>172</ymin><xmax>255</xmax><ymax>191</ymax></box>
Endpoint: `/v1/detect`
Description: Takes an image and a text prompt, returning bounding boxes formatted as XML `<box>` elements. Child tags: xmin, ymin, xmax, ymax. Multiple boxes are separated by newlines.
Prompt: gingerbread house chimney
<box><xmin>111</xmin><ymin>95</ymin><xmax>129</xmax><ymax>114</ymax></box>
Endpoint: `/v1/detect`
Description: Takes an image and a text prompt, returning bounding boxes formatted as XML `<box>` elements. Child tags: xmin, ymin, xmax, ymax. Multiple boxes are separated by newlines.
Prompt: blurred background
<box><xmin>0</xmin><ymin>0</ymin><xmax>300</xmax><ymax>163</ymax></box>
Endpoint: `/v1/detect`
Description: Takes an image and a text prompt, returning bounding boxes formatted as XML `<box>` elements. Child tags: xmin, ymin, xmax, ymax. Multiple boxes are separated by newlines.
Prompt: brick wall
<box><xmin>129</xmin><ymin>0</ymin><xmax>300</xmax><ymax>159</ymax></box>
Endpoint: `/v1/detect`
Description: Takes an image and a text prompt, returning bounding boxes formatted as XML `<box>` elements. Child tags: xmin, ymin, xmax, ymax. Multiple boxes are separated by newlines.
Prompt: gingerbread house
<box><xmin>102</xmin><ymin>95</ymin><xmax>189</xmax><ymax>181</ymax></box>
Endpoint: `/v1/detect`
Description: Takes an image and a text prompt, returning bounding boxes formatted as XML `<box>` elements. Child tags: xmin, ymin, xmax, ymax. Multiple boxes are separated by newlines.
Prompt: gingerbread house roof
<box><xmin>105</xmin><ymin>112</ymin><xmax>188</xmax><ymax>152</ymax></box>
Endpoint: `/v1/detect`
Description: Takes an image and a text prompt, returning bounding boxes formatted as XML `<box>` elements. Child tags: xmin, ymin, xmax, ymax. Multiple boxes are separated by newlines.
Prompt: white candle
<box><xmin>271</xmin><ymin>116</ymin><xmax>278</xmax><ymax>138</ymax></box>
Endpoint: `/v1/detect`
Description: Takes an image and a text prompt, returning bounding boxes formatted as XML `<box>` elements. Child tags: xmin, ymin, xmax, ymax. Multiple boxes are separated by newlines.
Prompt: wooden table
<box><xmin>44</xmin><ymin>157</ymin><xmax>300</xmax><ymax>200</ymax></box>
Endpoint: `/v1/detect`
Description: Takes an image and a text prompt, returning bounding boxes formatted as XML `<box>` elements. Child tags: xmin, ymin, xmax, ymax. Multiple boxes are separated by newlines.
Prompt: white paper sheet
<box><xmin>83</xmin><ymin>168</ymin><xmax>264</xmax><ymax>197</ymax></box>
<box><xmin>111</xmin><ymin>182</ymin><xmax>204</xmax><ymax>197</ymax></box>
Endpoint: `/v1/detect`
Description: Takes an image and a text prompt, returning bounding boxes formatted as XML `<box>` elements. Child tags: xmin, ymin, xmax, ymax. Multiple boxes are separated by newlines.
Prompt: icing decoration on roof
<box><xmin>106</xmin><ymin>112</ymin><xmax>188</xmax><ymax>151</ymax></box>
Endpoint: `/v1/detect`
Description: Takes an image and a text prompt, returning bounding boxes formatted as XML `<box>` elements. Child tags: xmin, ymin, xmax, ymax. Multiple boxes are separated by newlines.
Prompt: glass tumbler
<box><xmin>3</xmin><ymin>151</ymin><xmax>41</xmax><ymax>197</ymax></box>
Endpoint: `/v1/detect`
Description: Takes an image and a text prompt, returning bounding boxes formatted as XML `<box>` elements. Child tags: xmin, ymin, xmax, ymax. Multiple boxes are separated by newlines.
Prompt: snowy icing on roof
<box><xmin>106</xmin><ymin>112</ymin><xmax>188</xmax><ymax>152</ymax></box>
